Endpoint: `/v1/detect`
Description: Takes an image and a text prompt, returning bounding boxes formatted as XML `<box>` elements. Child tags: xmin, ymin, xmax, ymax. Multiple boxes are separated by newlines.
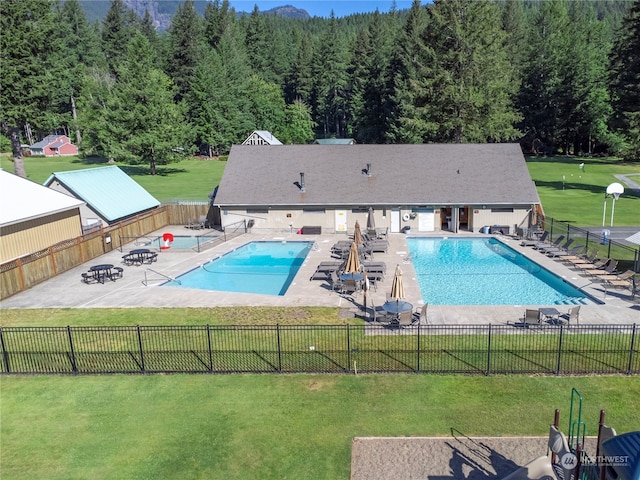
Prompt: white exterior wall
<box><xmin>47</xmin><ymin>182</ymin><xmax>108</xmax><ymax>228</ymax></box>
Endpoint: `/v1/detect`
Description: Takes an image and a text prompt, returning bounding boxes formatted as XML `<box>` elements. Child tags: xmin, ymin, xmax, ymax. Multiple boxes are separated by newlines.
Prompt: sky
<box><xmin>228</xmin><ymin>1</ymin><xmax>423</xmax><ymax>18</ymax></box>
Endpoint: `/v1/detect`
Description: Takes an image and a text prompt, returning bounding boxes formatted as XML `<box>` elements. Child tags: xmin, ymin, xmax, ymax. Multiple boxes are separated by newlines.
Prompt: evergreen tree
<box><xmin>387</xmin><ymin>0</ymin><xmax>428</xmax><ymax>143</ymax></box>
<box><xmin>204</xmin><ymin>0</ymin><xmax>232</xmax><ymax>49</ymax></box>
<box><xmin>280</xmin><ymin>99</ymin><xmax>317</xmax><ymax>144</ymax></box>
<box><xmin>415</xmin><ymin>0</ymin><xmax>520</xmax><ymax>143</ymax></box>
<box><xmin>609</xmin><ymin>0</ymin><xmax>640</xmax><ymax>160</ymax></box>
<box><xmin>284</xmin><ymin>29</ymin><xmax>314</xmax><ymax>105</ymax></box>
<box><xmin>519</xmin><ymin>0</ymin><xmax>571</xmax><ymax>150</ymax></box>
<box><xmin>101</xmin><ymin>0</ymin><xmax>137</xmax><ymax>75</ymax></box>
<box><xmin>0</xmin><ymin>0</ymin><xmax>60</xmax><ymax>177</ymax></box>
<box><xmin>313</xmin><ymin>12</ymin><xmax>350</xmax><ymax>138</ymax></box>
<box><xmin>166</xmin><ymin>0</ymin><xmax>204</xmax><ymax>102</ymax></box>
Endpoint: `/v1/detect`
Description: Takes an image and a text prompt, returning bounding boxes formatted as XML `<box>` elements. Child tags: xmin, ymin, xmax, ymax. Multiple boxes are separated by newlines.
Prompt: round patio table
<box><xmin>382</xmin><ymin>300</ymin><xmax>413</xmax><ymax>315</ymax></box>
<box><xmin>340</xmin><ymin>272</ymin><xmax>364</xmax><ymax>281</ymax></box>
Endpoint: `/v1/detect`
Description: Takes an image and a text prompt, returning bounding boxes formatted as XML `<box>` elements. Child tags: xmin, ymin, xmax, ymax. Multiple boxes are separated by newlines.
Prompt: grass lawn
<box><xmin>2</xmin><ymin>374</ymin><xmax>639</xmax><ymax>480</ymax></box>
<box><xmin>525</xmin><ymin>155</ymin><xmax>639</xmax><ymax>226</ymax></box>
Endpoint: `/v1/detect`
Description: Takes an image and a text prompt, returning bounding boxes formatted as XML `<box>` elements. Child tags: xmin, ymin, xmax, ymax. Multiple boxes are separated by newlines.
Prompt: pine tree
<box><xmin>101</xmin><ymin>0</ymin><xmax>137</xmax><ymax>75</ymax></box>
<box><xmin>609</xmin><ymin>0</ymin><xmax>640</xmax><ymax>160</ymax></box>
<box><xmin>415</xmin><ymin>0</ymin><xmax>520</xmax><ymax>143</ymax></box>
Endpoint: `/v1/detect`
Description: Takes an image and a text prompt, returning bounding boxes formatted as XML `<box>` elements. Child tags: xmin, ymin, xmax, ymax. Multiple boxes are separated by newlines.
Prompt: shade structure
<box><xmin>344</xmin><ymin>241</ymin><xmax>361</xmax><ymax>273</ymax></box>
<box><xmin>601</xmin><ymin>431</ymin><xmax>640</xmax><ymax>480</ymax></box>
<box><xmin>625</xmin><ymin>231</ymin><xmax>640</xmax><ymax>245</ymax></box>
<box><xmin>354</xmin><ymin>220</ymin><xmax>363</xmax><ymax>246</ymax></box>
<box><xmin>389</xmin><ymin>265</ymin><xmax>405</xmax><ymax>300</ymax></box>
<box><xmin>367</xmin><ymin>207</ymin><xmax>376</xmax><ymax>231</ymax></box>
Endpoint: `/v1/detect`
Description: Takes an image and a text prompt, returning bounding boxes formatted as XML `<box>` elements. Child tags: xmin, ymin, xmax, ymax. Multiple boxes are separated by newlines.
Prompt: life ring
<box><xmin>402</xmin><ymin>213</ymin><xmax>410</xmax><ymax>222</ymax></box>
<box><xmin>161</xmin><ymin>232</ymin><xmax>174</xmax><ymax>250</ymax></box>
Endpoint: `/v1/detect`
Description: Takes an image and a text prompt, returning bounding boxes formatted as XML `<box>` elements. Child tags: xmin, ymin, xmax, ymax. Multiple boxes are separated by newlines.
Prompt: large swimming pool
<box><xmin>407</xmin><ymin>237</ymin><xmax>591</xmax><ymax>305</ymax></box>
<box><xmin>165</xmin><ymin>241</ymin><xmax>312</xmax><ymax>296</ymax></box>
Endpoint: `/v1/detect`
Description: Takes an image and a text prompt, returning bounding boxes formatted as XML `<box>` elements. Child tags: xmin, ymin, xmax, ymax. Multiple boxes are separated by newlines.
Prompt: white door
<box><xmin>418</xmin><ymin>210</ymin><xmax>435</xmax><ymax>232</ymax></box>
<box><xmin>335</xmin><ymin>210</ymin><xmax>348</xmax><ymax>233</ymax></box>
<box><xmin>391</xmin><ymin>210</ymin><xmax>401</xmax><ymax>233</ymax></box>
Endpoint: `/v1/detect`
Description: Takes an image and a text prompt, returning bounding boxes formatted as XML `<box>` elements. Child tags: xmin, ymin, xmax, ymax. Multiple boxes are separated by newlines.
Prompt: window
<box><xmin>491</xmin><ymin>208</ymin><xmax>514</xmax><ymax>213</ymax></box>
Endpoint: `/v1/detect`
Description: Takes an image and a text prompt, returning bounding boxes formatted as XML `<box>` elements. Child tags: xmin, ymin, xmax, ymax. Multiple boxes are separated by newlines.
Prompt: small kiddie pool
<box><xmin>164</xmin><ymin>241</ymin><xmax>313</xmax><ymax>296</ymax></box>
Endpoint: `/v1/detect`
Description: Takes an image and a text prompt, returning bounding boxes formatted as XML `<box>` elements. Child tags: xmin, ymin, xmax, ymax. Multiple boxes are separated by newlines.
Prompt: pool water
<box><xmin>165</xmin><ymin>241</ymin><xmax>312</xmax><ymax>296</ymax></box>
<box><xmin>407</xmin><ymin>237</ymin><xmax>591</xmax><ymax>306</ymax></box>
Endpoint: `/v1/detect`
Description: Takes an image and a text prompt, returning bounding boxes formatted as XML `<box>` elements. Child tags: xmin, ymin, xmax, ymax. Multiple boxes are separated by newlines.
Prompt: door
<box><xmin>335</xmin><ymin>210</ymin><xmax>348</xmax><ymax>233</ymax></box>
<box><xmin>418</xmin><ymin>210</ymin><xmax>435</xmax><ymax>232</ymax></box>
<box><xmin>391</xmin><ymin>210</ymin><xmax>401</xmax><ymax>233</ymax></box>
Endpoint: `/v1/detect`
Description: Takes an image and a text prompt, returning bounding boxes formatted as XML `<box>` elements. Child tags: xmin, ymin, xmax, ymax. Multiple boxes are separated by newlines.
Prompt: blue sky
<box><xmin>228</xmin><ymin>1</ymin><xmax>423</xmax><ymax>18</ymax></box>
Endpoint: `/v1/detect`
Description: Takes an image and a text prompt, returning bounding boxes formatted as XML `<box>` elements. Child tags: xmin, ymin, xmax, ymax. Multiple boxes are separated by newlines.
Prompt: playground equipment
<box><xmin>501</xmin><ymin>388</ymin><xmax>639</xmax><ymax>480</ymax></box>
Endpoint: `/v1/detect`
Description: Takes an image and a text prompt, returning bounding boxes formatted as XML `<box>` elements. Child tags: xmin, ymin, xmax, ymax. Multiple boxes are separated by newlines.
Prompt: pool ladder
<box><xmin>143</xmin><ymin>268</ymin><xmax>181</xmax><ymax>286</ymax></box>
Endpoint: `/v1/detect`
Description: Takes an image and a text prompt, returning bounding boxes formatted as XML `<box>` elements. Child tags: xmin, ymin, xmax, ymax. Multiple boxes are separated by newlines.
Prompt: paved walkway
<box><xmin>1</xmin><ymin>226</ymin><xmax>638</xmax><ymax>325</ymax></box>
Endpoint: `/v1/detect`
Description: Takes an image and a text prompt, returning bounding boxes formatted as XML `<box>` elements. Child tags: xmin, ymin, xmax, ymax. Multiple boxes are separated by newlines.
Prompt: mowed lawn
<box><xmin>2</xmin><ymin>374</ymin><xmax>640</xmax><ymax>480</ymax></box>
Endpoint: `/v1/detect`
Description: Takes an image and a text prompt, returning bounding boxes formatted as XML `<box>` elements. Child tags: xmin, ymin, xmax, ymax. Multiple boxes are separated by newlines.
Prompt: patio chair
<box><xmin>398</xmin><ymin>310</ymin><xmax>414</xmax><ymax>328</ymax></box>
<box><xmin>523</xmin><ymin>309</ymin><xmax>541</xmax><ymax>328</ymax></box>
<box><xmin>343</xmin><ymin>278</ymin><xmax>359</xmax><ymax>293</ymax></box>
<box><xmin>599</xmin><ymin>269</ymin><xmax>635</xmax><ymax>286</ymax></box>
<box><xmin>371</xmin><ymin>303</ymin><xmax>389</xmax><ymax>324</ymax></box>
<box><xmin>330</xmin><ymin>271</ymin><xmax>345</xmax><ymax>294</ymax></box>
<box><xmin>632</xmin><ymin>276</ymin><xmax>639</xmax><ymax>299</ymax></box>
<box><xmin>413</xmin><ymin>304</ymin><xmax>428</xmax><ymax>325</ymax></box>
<box><xmin>559</xmin><ymin>306</ymin><xmax>580</xmax><ymax>326</ymax></box>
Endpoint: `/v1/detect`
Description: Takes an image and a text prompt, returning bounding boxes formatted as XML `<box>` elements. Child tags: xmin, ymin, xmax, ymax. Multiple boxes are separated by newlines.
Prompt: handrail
<box><xmin>143</xmin><ymin>268</ymin><xmax>181</xmax><ymax>286</ymax></box>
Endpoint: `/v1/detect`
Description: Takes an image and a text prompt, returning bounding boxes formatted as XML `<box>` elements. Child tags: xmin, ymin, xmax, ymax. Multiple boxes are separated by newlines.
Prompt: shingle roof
<box><xmin>214</xmin><ymin>144</ymin><xmax>540</xmax><ymax>207</ymax></box>
<box><xmin>30</xmin><ymin>135</ymin><xmax>66</xmax><ymax>149</ymax></box>
<box><xmin>314</xmin><ymin>138</ymin><xmax>355</xmax><ymax>145</ymax></box>
<box><xmin>0</xmin><ymin>169</ymin><xmax>84</xmax><ymax>227</ymax></box>
<box><xmin>44</xmin><ymin>166</ymin><xmax>159</xmax><ymax>222</ymax></box>
<box><xmin>242</xmin><ymin>130</ymin><xmax>283</xmax><ymax>145</ymax></box>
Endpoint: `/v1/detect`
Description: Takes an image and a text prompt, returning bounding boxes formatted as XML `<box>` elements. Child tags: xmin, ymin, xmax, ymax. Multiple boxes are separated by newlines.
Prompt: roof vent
<box><xmin>300</xmin><ymin>172</ymin><xmax>306</xmax><ymax>192</ymax></box>
<box><xmin>366</xmin><ymin>163</ymin><xmax>371</xmax><ymax>176</ymax></box>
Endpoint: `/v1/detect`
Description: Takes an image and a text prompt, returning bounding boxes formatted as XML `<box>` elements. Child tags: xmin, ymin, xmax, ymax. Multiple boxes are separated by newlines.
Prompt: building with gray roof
<box><xmin>213</xmin><ymin>144</ymin><xmax>541</xmax><ymax>235</ymax></box>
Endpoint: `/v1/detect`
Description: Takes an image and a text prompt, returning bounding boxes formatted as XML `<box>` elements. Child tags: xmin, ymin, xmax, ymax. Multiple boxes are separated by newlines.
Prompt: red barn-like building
<box><xmin>29</xmin><ymin>135</ymin><xmax>78</xmax><ymax>157</ymax></box>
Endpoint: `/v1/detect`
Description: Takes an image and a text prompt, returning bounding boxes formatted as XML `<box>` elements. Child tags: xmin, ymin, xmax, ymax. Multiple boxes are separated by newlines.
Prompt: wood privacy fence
<box><xmin>0</xmin><ymin>204</ymin><xmax>210</xmax><ymax>300</ymax></box>
<box><xmin>0</xmin><ymin>323</ymin><xmax>638</xmax><ymax>376</ymax></box>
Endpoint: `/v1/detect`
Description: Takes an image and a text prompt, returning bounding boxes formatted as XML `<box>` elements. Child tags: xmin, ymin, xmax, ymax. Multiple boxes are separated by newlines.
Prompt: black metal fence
<box><xmin>0</xmin><ymin>324</ymin><xmax>638</xmax><ymax>376</ymax></box>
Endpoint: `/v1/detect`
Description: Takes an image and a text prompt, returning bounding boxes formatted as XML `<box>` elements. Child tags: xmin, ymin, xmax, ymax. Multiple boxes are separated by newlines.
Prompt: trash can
<box><xmin>482</xmin><ymin>226</ymin><xmax>490</xmax><ymax>234</ymax></box>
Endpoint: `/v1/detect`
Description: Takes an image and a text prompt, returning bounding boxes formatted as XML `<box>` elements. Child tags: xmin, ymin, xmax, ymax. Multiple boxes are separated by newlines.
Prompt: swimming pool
<box><xmin>165</xmin><ymin>241</ymin><xmax>312</xmax><ymax>295</ymax></box>
<box><xmin>407</xmin><ymin>237</ymin><xmax>591</xmax><ymax>305</ymax></box>
<box><xmin>141</xmin><ymin>235</ymin><xmax>218</xmax><ymax>251</ymax></box>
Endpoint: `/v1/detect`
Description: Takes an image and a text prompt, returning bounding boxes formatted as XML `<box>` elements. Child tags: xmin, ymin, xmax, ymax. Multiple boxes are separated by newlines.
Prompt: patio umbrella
<box><xmin>354</xmin><ymin>220</ymin><xmax>363</xmax><ymax>246</ymax></box>
<box><xmin>389</xmin><ymin>264</ymin><xmax>405</xmax><ymax>301</ymax></box>
<box><xmin>344</xmin><ymin>241</ymin><xmax>361</xmax><ymax>273</ymax></box>
<box><xmin>366</xmin><ymin>207</ymin><xmax>376</xmax><ymax>232</ymax></box>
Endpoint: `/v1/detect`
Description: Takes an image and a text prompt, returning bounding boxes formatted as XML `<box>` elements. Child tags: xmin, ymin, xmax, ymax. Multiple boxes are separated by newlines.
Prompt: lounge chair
<box><xmin>523</xmin><ymin>309</ymin><xmax>541</xmax><ymax>328</ymax></box>
<box><xmin>544</xmin><ymin>238</ymin><xmax>574</xmax><ymax>257</ymax></box>
<box><xmin>413</xmin><ymin>304</ymin><xmax>428</xmax><ymax>325</ymax></box>
<box><xmin>567</xmin><ymin>249</ymin><xmax>598</xmax><ymax>267</ymax></box>
<box><xmin>536</xmin><ymin>235</ymin><xmax>565</xmax><ymax>252</ymax></box>
<box><xmin>584</xmin><ymin>259</ymin><xmax>618</xmax><ymax>278</ymax></box>
<box><xmin>599</xmin><ymin>269</ymin><xmax>635</xmax><ymax>285</ymax></box>
<box><xmin>576</xmin><ymin>257</ymin><xmax>610</xmax><ymax>272</ymax></box>
<box><xmin>556</xmin><ymin>245</ymin><xmax>586</xmax><ymax>263</ymax></box>
<box><xmin>522</xmin><ymin>230</ymin><xmax>549</xmax><ymax>248</ymax></box>
<box><xmin>559</xmin><ymin>306</ymin><xmax>580</xmax><ymax>326</ymax></box>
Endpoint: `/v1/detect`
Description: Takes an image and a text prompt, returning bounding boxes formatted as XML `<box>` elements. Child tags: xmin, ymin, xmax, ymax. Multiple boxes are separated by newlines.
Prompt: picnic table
<box><xmin>82</xmin><ymin>264</ymin><xmax>123</xmax><ymax>284</ymax></box>
<box><xmin>122</xmin><ymin>249</ymin><xmax>158</xmax><ymax>266</ymax></box>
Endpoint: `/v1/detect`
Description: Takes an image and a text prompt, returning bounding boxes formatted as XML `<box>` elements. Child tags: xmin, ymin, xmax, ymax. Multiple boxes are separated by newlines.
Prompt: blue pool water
<box><xmin>407</xmin><ymin>237</ymin><xmax>591</xmax><ymax>306</ymax></box>
<box><xmin>165</xmin><ymin>241</ymin><xmax>312</xmax><ymax>295</ymax></box>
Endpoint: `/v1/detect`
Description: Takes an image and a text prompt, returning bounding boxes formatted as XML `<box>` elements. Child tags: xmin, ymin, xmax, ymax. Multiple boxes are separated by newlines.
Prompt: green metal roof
<box><xmin>44</xmin><ymin>166</ymin><xmax>159</xmax><ymax>222</ymax></box>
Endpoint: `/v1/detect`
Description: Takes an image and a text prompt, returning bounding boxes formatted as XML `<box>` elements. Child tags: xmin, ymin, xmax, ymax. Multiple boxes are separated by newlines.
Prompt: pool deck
<box><xmin>1</xmin><ymin>226</ymin><xmax>638</xmax><ymax>326</ymax></box>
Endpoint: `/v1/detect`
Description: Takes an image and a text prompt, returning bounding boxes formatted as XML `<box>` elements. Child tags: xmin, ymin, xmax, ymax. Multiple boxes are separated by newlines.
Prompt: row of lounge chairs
<box><xmin>521</xmin><ymin>233</ymin><xmax>638</xmax><ymax>297</ymax></box>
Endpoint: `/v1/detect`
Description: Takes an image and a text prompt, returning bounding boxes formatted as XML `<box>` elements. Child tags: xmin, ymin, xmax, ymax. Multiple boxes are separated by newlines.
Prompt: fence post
<box><xmin>67</xmin><ymin>325</ymin><xmax>77</xmax><ymax>373</ymax></box>
<box><xmin>627</xmin><ymin>324</ymin><xmax>637</xmax><ymax>375</ymax></box>
<box><xmin>276</xmin><ymin>324</ymin><xmax>282</xmax><ymax>373</ymax></box>
<box><xmin>417</xmin><ymin>323</ymin><xmax>421</xmax><ymax>373</ymax></box>
<box><xmin>206</xmin><ymin>324</ymin><xmax>213</xmax><ymax>372</ymax></box>
<box><xmin>346</xmin><ymin>324</ymin><xmax>351</xmax><ymax>373</ymax></box>
<box><xmin>556</xmin><ymin>325</ymin><xmax>564</xmax><ymax>375</ymax></box>
<box><xmin>0</xmin><ymin>327</ymin><xmax>10</xmax><ymax>373</ymax></box>
<box><xmin>137</xmin><ymin>325</ymin><xmax>145</xmax><ymax>373</ymax></box>
<box><xmin>486</xmin><ymin>324</ymin><xmax>492</xmax><ymax>376</ymax></box>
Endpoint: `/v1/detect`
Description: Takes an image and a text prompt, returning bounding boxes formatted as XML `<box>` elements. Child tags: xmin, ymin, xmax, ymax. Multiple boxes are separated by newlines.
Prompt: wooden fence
<box><xmin>0</xmin><ymin>204</ymin><xmax>210</xmax><ymax>300</ymax></box>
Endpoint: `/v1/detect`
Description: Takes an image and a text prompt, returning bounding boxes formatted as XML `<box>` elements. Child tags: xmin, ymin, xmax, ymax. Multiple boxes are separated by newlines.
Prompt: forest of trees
<box><xmin>1</xmin><ymin>0</ymin><xmax>639</xmax><ymax>176</ymax></box>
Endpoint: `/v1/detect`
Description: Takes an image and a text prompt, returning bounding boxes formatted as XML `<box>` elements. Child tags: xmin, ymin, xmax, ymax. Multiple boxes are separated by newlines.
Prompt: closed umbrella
<box><xmin>354</xmin><ymin>220</ymin><xmax>363</xmax><ymax>246</ymax></box>
<box><xmin>367</xmin><ymin>207</ymin><xmax>376</xmax><ymax>232</ymax></box>
<box><xmin>344</xmin><ymin>241</ymin><xmax>361</xmax><ymax>273</ymax></box>
<box><xmin>390</xmin><ymin>264</ymin><xmax>405</xmax><ymax>300</ymax></box>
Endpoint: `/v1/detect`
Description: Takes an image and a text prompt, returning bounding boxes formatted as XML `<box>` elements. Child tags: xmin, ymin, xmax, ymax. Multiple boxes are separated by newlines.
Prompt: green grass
<box><xmin>1</xmin><ymin>374</ymin><xmax>639</xmax><ymax>480</ymax></box>
<box><xmin>525</xmin><ymin>155</ymin><xmax>639</xmax><ymax>226</ymax></box>
<box><xmin>0</xmin><ymin>154</ymin><xmax>226</xmax><ymax>203</ymax></box>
